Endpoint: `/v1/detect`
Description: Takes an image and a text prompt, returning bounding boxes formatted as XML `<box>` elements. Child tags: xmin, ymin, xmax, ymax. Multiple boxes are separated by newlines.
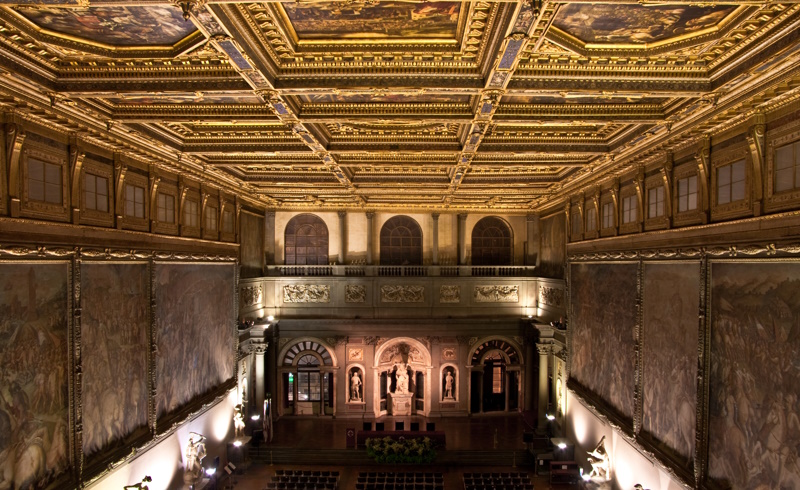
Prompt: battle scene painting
<box><xmin>107</xmin><ymin>94</ymin><xmax>264</xmax><ymax>106</ymax></box>
<box><xmin>282</xmin><ymin>2</ymin><xmax>461</xmax><ymax>40</ymax></box>
<box><xmin>297</xmin><ymin>93</ymin><xmax>471</xmax><ymax>104</ymax></box>
<box><xmin>15</xmin><ymin>6</ymin><xmax>197</xmax><ymax>46</ymax></box>
<box><xmin>240</xmin><ymin>212</ymin><xmax>265</xmax><ymax>279</ymax></box>
<box><xmin>570</xmin><ymin>262</ymin><xmax>637</xmax><ymax>420</ymax></box>
<box><xmin>553</xmin><ymin>4</ymin><xmax>736</xmax><ymax>44</ymax></box>
<box><xmin>538</xmin><ymin>214</ymin><xmax>566</xmax><ymax>278</ymax></box>
<box><xmin>0</xmin><ymin>263</ymin><xmax>70</xmax><ymax>490</ymax></box>
<box><xmin>642</xmin><ymin>262</ymin><xmax>699</xmax><ymax>463</ymax></box>
<box><xmin>81</xmin><ymin>263</ymin><xmax>149</xmax><ymax>458</ymax></box>
<box><xmin>502</xmin><ymin>94</ymin><xmax>668</xmax><ymax>105</ymax></box>
<box><xmin>707</xmin><ymin>262</ymin><xmax>800</xmax><ymax>490</ymax></box>
<box><xmin>154</xmin><ymin>263</ymin><xmax>235</xmax><ymax>419</ymax></box>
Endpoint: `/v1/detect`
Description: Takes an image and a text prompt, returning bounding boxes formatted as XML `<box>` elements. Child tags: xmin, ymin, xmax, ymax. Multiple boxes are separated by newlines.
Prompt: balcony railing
<box><xmin>269</xmin><ymin>265</ymin><xmax>536</xmax><ymax>277</ymax></box>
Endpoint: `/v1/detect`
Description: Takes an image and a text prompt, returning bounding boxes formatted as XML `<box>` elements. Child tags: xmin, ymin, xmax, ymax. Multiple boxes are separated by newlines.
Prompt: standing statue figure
<box><xmin>587</xmin><ymin>435</ymin><xmax>610</xmax><ymax>480</ymax></box>
<box><xmin>233</xmin><ymin>404</ymin><xmax>246</xmax><ymax>438</ymax></box>
<box><xmin>350</xmin><ymin>370</ymin><xmax>362</xmax><ymax>401</ymax></box>
<box><xmin>184</xmin><ymin>432</ymin><xmax>207</xmax><ymax>485</ymax></box>
<box><xmin>395</xmin><ymin>363</ymin><xmax>409</xmax><ymax>394</ymax></box>
<box><xmin>444</xmin><ymin>370</ymin><xmax>454</xmax><ymax>399</ymax></box>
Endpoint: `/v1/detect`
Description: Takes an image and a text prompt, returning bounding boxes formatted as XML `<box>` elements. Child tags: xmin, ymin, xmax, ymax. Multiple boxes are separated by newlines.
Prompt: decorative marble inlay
<box><xmin>283</xmin><ymin>284</ymin><xmax>330</xmax><ymax>303</ymax></box>
<box><xmin>348</xmin><ymin>348</ymin><xmax>363</xmax><ymax>361</ymax></box>
<box><xmin>441</xmin><ymin>346</ymin><xmax>457</xmax><ymax>361</ymax></box>
<box><xmin>473</xmin><ymin>285</ymin><xmax>519</xmax><ymax>302</ymax></box>
<box><xmin>380</xmin><ymin>285</ymin><xmax>424</xmax><ymax>303</ymax></box>
<box><xmin>345</xmin><ymin>284</ymin><xmax>366</xmax><ymax>303</ymax></box>
<box><xmin>439</xmin><ymin>285</ymin><xmax>460</xmax><ymax>303</ymax></box>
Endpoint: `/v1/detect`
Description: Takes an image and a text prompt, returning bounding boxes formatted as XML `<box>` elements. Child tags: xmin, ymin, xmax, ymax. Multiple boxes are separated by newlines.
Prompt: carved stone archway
<box><xmin>373</xmin><ymin>337</ymin><xmax>432</xmax><ymax>417</ymax></box>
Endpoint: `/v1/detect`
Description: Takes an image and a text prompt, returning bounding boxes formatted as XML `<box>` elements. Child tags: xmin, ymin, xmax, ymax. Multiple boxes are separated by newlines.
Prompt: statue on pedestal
<box><xmin>234</xmin><ymin>404</ymin><xmax>246</xmax><ymax>438</ymax></box>
<box><xmin>395</xmin><ymin>363</ymin><xmax>409</xmax><ymax>394</ymax></box>
<box><xmin>444</xmin><ymin>370</ymin><xmax>454</xmax><ymax>399</ymax></box>
<box><xmin>183</xmin><ymin>433</ymin><xmax>207</xmax><ymax>485</ymax></box>
<box><xmin>588</xmin><ymin>435</ymin><xmax>610</xmax><ymax>481</ymax></box>
<box><xmin>350</xmin><ymin>369</ymin><xmax>362</xmax><ymax>401</ymax></box>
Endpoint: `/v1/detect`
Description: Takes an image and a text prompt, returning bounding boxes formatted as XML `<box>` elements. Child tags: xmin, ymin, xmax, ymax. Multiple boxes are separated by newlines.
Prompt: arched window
<box><xmin>379</xmin><ymin>216</ymin><xmax>422</xmax><ymax>265</ymax></box>
<box><xmin>471</xmin><ymin>216</ymin><xmax>513</xmax><ymax>266</ymax></box>
<box><xmin>285</xmin><ymin>214</ymin><xmax>328</xmax><ymax>265</ymax></box>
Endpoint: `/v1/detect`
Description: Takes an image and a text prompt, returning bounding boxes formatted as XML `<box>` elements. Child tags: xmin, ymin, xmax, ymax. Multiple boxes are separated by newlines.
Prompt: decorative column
<box><xmin>252</xmin><ymin>340</ymin><xmax>268</xmax><ymax>417</ymax></box>
<box><xmin>526</xmin><ymin>213</ymin><xmax>540</xmax><ymax>267</ymax></box>
<box><xmin>537</xmin><ymin>344</ymin><xmax>551</xmax><ymax>427</ymax></box>
<box><xmin>524</xmin><ymin>339</ymin><xmax>535</xmax><ymax>411</ymax></box>
<box><xmin>365</xmin><ymin>212</ymin><xmax>375</xmax><ymax>265</ymax></box>
<box><xmin>338</xmin><ymin>210</ymin><xmax>347</xmax><ymax>264</ymax></box>
<box><xmin>457</xmin><ymin>213</ymin><xmax>468</xmax><ymax>265</ymax></box>
<box><xmin>431</xmin><ymin>213</ymin><xmax>440</xmax><ymax>265</ymax></box>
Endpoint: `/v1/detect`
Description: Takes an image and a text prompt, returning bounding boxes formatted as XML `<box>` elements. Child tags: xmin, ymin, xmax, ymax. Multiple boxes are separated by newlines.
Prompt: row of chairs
<box><xmin>356</xmin><ymin>484</ymin><xmax>443</xmax><ymax>490</ymax></box>
<box><xmin>357</xmin><ymin>472</ymin><xmax>443</xmax><ymax>483</ymax></box>
<box><xmin>275</xmin><ymin>470</ymin><xmax>340</xmax><ymax>477</ymax></box>
<box><xmin>271</xmin><ymin>476</ymin><xmax>339</xmax><ymax>485</ymax></box>
<box><xmin>463</xmin><ymin>473</ymin><xmax>528</xmax><ymax>479</ymax></box>
<box><xmin>265</xmin><ymin>484</ymin><xmax>336</xmax><ymax>490</ymax></box>
<box><xmin>463</xmin><ymin>472</ymin><xmax>533</xmax><ymax>490</ymax></box>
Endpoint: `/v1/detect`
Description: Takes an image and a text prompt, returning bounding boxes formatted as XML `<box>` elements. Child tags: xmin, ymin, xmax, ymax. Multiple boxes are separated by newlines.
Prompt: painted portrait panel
<box><xmin>570</xmin><ymin>262</ymin><xmax>637</xmax><ymax>420</ymax></box>
<box><xmin>0</xmin><ymin>263</ymin><xmax>71</xmax><ymax>489</ymax></box>
<box><xmin>154</xmin><ymin>263</ymin><xmax>235</xmax><ymax>419</ymax></box>
<box><xmin>16</xmin><ymin>6</ymin><xmax>197</xmax><ymax>46</ymax></box>
<box><xmin>81</xmin><ymin>263</ymin><xmax>149</xmax><ymax>458</ymax></box>
<box><xmin>538</xmin><ymin>214</ymin><xmax>566</xmax><ymax>279</ymax></box>
<box><xmin>707</xmin><ymin>262</ymin><xmax>800</xmax><ymax>489</ymax></box>
<box><xmin>553</xmin><ymin>4</ymin><xmax>736</xmax><ymax>44</ymax></box>
<box><xmin>282</xmin><ymin>1</ymin><xmax>461</xmax><ymax>40</ymax></box>
<box><xmin>642</xmin><ymin>262</ymin><xmax>699</xmax><ymax>462</ymax></box>
<box><xmin>240</xmin><ymin>212</ymin><xmax>265</xmax><ymax>279</ymax></box>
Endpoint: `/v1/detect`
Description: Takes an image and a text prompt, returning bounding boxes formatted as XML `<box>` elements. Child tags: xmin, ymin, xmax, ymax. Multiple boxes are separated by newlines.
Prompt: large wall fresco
<box><xmin>570</xmin><ymin>262</ymin><xmax>637</xmax><ymax>419</ymax></box>
<box><xmin>707</xmin><ymin>262</ymin><xmax>800</xmax><ymax>489</ymax></box>
<box><xmin>0</xmin><ymin>263</ymin><xmax>70</xmax><ymax>490</ymax></box>
<box><xmin>154</xmin><ymin>263</ymin><xmax>235</xmax><ymax>419</ymax></box>
<box><xmin>539</xmin><ymin>213</ymin><xmax>566</xmax><ymax>278</ymax></box>
<box><xmin>81</xmin><ymin>263</ymin><xmax>149</xmax><ymax>458</ymax></box>
<box><xmin>282</xmin><ymin>1</ymin><xmax>460</xmax><ymax>40</ymax></box>
<box><xmin>642</xmin><ymin>262</ymin><xmax>699</xmax><ymax>462</ymax></box>
<box><xmin>240</xmin><ymin>212</ymin><xmax>265</xmax><ymax>279</ymax></box>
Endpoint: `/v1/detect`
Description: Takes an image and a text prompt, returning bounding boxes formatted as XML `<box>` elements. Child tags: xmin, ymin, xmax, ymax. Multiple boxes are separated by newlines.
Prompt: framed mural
<box><xmin>80</xmin><ymin>262</ymin><xmax>150</xmax><ymax>468</ymax></box>
<box><xmin>0</xmin><ymin>261</ymin><xmax>72</xmax><ymax>490</ymax></box>
<box><xmin>153</xmin><ymin>262</ymin><xmax>236</xmax><ymax>424</ymax></box>
<box><xmin>641</xmin><ymin>261</ymin><xmax>700</xmax><ymax>474</ymax></box>
<box><xmin>569</xmin><ymin>262</ymin><xmax>637</xmax><ymax>426</ymax></box>
<box><xmin>706</xmin><ymin>261</ymin><xmax>800</xmax><ymax>489</ymax></box>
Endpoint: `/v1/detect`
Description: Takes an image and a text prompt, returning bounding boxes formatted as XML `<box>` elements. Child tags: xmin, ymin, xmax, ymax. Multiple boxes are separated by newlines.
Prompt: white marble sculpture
<box><xmin>444</xmin><ymin>370</ymin><xmax>454</xmax><ymax>399</ymax></box>
<box><xmin>233</xmin><ymin>404</ymin><xmax>246</xmax><ymax>438</ymax></box>
<box><xmin>350</xmin><ymin>370</ymin><xmax>362</xmax><ymax>401</ymax></box>
<box><xmin>395</xmin><ymin>363</ymin><xmax>409</xmax><ymax>394</ymax></box>
<box><xmin>588</xmin><ymin>435</ymin><xmax>610</xmax><ymax>481</ymax></box>
<box><xmin>183</xmin><ymin>432</ymin><xmax>207</xmax><ymax>485</ymax></box>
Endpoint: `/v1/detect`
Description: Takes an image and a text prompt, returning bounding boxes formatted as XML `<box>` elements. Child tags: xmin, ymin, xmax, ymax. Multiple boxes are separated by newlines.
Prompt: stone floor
<box><xmin>217</xmin><ymin>413</ymin><xmax>580</xmax><ymax>490</ymax></box>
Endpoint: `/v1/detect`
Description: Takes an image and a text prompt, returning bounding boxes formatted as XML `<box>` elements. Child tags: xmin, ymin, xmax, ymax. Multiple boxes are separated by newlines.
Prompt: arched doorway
<box><xmin>373</xmin><ymin>338</ymin><xmax>431</xmax><ymax>417</ymax></box>
<box><xmin>278</xmin><ymin>338</ymin><xmax>337</xmax><ymax>416</ymax></box>
<box><xmin>468</xmin><ymin>338</ymin><xmax>523</xmax><ymax>414</ymax></box>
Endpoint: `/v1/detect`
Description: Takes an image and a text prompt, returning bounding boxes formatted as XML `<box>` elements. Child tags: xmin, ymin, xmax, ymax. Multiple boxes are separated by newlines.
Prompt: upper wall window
<box><xmin>184</xmin><ymin>199</ymin><xmax>199</xmax><ymax>228</ymax></box>
<box><xmin>380</xmin><ymin>216</ymin><xmax>422</xmax><ymax>266</ymax></box>
<box><xmin>677</xmin><ymin>175</ymin><xmax>698</xmax><ymax>213</ymax></box>
<box><xmin>471</xmin><ymin>216</ymin><xmax>513</xmax><ymax>266</ymax></box>
<box><xmin>775</xmin><ymin>140</ymin><xmax>800</xmax><ymax>193</ymax></box>
<box><xmin>570</xmin><ymin>212</ymin><xmax>582</xmax><ymax>238</ymax></box>
<box><xmin>156</xmin><ymin>192</ymin><xmax>175</xmax><ymax>223</ymax></box>
<box><xmin>622</xmin><ymin>195</ymin><xmax>637</xmax><ymax>224</ymax></box>
<box><xmin>585</xmin><ymin>206</ymin><xmax>597</xmax><ymax>232</ymax></box>
<box><xmin>647</xmin><ymin>186</ymin><xmax>665</xmax><ymax>219</ymax></box>
<box><xmin>84</xmin><ymin>173</ymin><xmax>109</xmax><ymax>212</ymax></box>
<box><xmin>205</xmin><ymin>204</ymin><xmax>218</xmax><ymax>231</ymax></box>
<box><xmin>125</xmin><ymin>183</ymin><xmax>145</xmax><ymax>219</ymax></box>
<box><xmin>285</xmin><ymin>214</ymin><xmax>329</xmax><ymax>265</ymax></box>
<box><xmin>602</xmin><ymin>202</ymin><xmax>614</xmax><ymax>229</ymax></box>
<box><xmin>717</xmin><ymin>159</ymin><xmax>746</xmax><ymax>205</ymax></box>
<box><xmin>28</xmin><ymin>158</ymin><xmax>62</xmax><ymax>205</ymax></box>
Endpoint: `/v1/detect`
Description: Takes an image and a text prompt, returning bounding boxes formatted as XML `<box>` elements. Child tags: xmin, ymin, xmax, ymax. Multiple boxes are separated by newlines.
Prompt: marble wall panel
<box><xmin>539</xmin><ymin>214</ymin><xmax>566</xmax><ymax>278</ymax></box>
<box><xmin>240</xmin><ymin>212</ymin><xmax>264</xmax><ymax>279</ymax></box>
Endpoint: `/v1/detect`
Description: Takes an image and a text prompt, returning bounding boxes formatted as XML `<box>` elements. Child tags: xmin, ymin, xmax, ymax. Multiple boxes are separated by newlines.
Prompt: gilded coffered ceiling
<box><xmin>1</xmin><ymin>0</ymin><xmax>800</xmax><ymax>212</ymax></box>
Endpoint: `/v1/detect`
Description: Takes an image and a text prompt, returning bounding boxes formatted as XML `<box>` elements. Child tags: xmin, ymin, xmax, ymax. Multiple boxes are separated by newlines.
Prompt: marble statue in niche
<box><xmin>443</xmin><ymin>369</ymin><xmax>455</xmax><ymax>400</ymax></box>
<box><xmin>350</xmin><ymin>368</ymin><xmax>363</xmax><ymax>402</ymax></box>
<box><xmin>183</xmin><ymin>432</ymin><xmax>207</xmax><ymax>485</ymax></box>
<box><xmin>395</xmin><ymin>363</ymin><xmax>410</xmax><ymax>394</ymax></box>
